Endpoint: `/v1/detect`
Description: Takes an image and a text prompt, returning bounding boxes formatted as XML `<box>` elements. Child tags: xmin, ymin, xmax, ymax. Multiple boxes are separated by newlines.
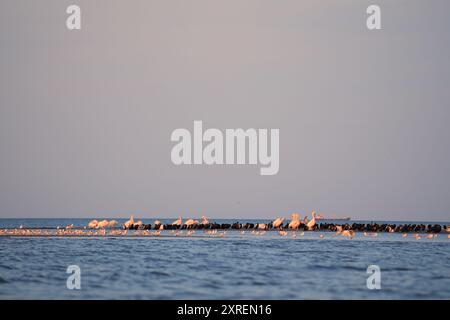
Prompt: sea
<box><xmin>0</xmin><ymin>218</ymin><xmax>449</xmax><ymax>299</ymax></box>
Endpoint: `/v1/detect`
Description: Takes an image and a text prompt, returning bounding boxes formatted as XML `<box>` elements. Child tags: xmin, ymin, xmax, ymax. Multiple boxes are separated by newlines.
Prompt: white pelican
<box><xmin>88</xmin><ymin>220</ymin><xmax>98</xmax><ymax>229</ymax></box>
<box><xmin>123</xmin><ymin>216</ymin><xmax>135</xmax><ymax>229</ymax></box>
<box><xmin>185</xmin><ymin>219</ymin><xmax>199</xmax><ymax>227</ymax></box>
<box><xmin>108</xmin><ymin>220</ymin><xmax>118</xmax><ymax>228</ymax></box>
<box><xmin>272</xmin><ymin>218</ymin><xmax>284</xmax><ymax>229</ymax></box>
<box><xmin>201</xmin><ymin>216</ymin><xmax>209</xmax><ymax>225</ymax></box>
<box><xmin>288</xmin><ymin>213</ymin><xmax>301</xmax><ymax>229</ymax></box>
<box><xmin>172</xmin><ymin>217</ymin><xmax>182</xmax><ymax>226</ymax></box>
<box><xmin>97</xmin><ymin>220</ymin><xmax>109</xmax><ymax>229</ymax></box>
<box><xmin>257</xmin><ymin>223</ymin><xmax>267</xmax><ymax>230</ymax></box>
<box><xmin>341</xmin><ymin>230</ymin><xmax>354</xmax><ymax>238</ymax></box>
<box><xmin>306</xmin><ymin>211</ymin><xmax>317</xmax><ymax>231</ymax></box>
<box><xmin>334</xmin><ymin>226</ymin><xmax>355</xmax><ymax>239</ymax></box>
<box><xmin>135</xmin><ymin>220</ymin><xmax>143</xmax><ymax>229</ymax></box>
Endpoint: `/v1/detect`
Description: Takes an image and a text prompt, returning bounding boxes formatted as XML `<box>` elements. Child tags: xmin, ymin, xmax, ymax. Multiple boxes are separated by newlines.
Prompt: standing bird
<box><xmin>201</xmin><ymin>216</ymin><xmax>209</xmax><ymax>225</ymax></box>
<box><xmin>306</xmin><ymin>211</ymin><xmax>317</xmax><ymax>231</ymax></box>
<box><xmin>108</xmin><ymin>220</ymin><xmax>118</xmax><ymax>228</ymax></box>
<box><xmin>135</xmin><ymin>220</ymin><xmax>143</xmax><ymax>229</ymax></box>
<box><xmin>123</xmin><ymin>216</ymin><xmax>135</xmax><ymax>229</ymax></box>
<box><xmin>172</xmin><ymin>217</ymin><xmax>182</xmax><ymax>226</ymax></box>
<box><xmin>97</xmin><ymin>220</ymin><xmax>109</xmax><ymax>229</ymax></box>
<box><xmin>88</xmin><ymin>220</ymin><xmax>99</xmax><ymax>229</ymax></box>
<box><xmin>273</xmin><ymin>218</ymin><xmax>285</xmax><ymax>229</ymax></box>
<box><xmin>341</xmin><ymin>230</ymin><xmax>355</xmax><ymax>239</ymax></box>
<box><xmin>185</xmin><ymin>219</ymin><xmax>199</xmax><ymax>227</ymax></box>
<box><xmin>288</xmin><ymin>213</ymin><xmax>301</xmax><ymax>229</ymax></box>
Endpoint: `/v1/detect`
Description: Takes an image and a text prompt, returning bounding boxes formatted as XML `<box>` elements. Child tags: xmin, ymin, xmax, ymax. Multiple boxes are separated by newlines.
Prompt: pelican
<box><xmin>288</xmin><ymin>213</ymin><xmax>301</xmax><ymax>229</ymax></box>
<box><xmin>341</xmin><ymin>230</ymin><xmax>355</xmax><ymax>239</ymax></box>
<box><xmin>159</xmin><ymin>224</ymin><xmax>164</xmax><ymax>230</ymax></box>
<box><xmin>257</xmin><ymin>223</ymin><xmax>267</xmax><ymax>230</ymax></box>
<box><xmin>306</xmin><ymin>211</ymin><xmax>317</xmax><ymax>231</ymax></box>
<box><xmin>108</xmin><ymin>220</ymin><xmax>118</xmax><ymax>228</ymax></box>
<box><xmin>273</xmin><ymin>218</ymin><xmax>285</xmax><ymax>229</ymax></box>
<box><xmin>402</xmin><ymin>233</ymin><xmax>408</xmax><ymax>238</ymax></box>
<box><xmin>185</xmin><ymin>219</ymin><xmax>199</xmax><ymax>227</ymax></box>
<box><xmin>88</xmin><ymin>220</ymin><xmax>99</xmax><ymax>229</ymax></box>
<box><xmin>123</xmin><ymin>216</ymin><xmax>135</xmax><ymax>229</ymax></box>
<box><xmin>201</xmin><ymin>216</ymin><xmax>209</xmax><ymax>225</ymax></box>
<box><xmin>279</xmin><ymin>231</ymin><xmax>288</xmax><ymax>236</ymax></box>
<box><xmin>334</xmin><ymin>226</ymin><xmax>354</xmax><ymax>239</ymax></box>
<box><xmin>172</xmin><ymin>217</ymin><xmax>182</xmax><ymax>226</ymax></box>
<box><xmin>135</xmin><ymin>220</ymin><xmax>143</xmax><ymax>229</ymax></box>
<box><xmin>97</xmin><ymin>220</ymin><xmax>109</xmax><ymax>229</ymax></box>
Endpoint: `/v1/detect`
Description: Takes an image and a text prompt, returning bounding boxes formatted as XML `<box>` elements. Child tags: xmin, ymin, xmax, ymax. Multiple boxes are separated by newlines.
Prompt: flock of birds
<box><xmin>1</xmin><ymin>211</ymin><xmax>450</xmax><ymax>240</ymax></box>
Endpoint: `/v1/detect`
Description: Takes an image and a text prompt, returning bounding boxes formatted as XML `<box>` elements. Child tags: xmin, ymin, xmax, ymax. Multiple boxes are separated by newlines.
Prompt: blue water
<box><xmin>1</xmin><ymin>218</ymin><xmax>450</xmax><ymax>299</ymax></box>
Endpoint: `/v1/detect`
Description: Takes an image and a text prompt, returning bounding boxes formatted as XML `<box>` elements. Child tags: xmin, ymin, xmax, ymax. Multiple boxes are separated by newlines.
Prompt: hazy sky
<box><xmin>1</xmin><ymin>0</ymin><xmax>450</xmax><ymax>220</ymax></box>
